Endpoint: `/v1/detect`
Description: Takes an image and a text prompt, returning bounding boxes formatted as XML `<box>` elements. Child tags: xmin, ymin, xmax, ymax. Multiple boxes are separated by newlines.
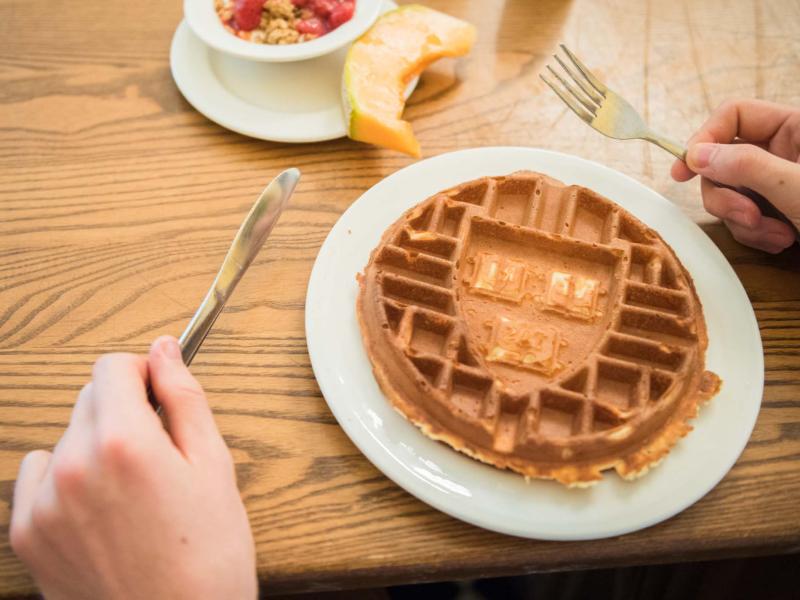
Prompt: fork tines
<box><xmin>540</xmin><ymin>44</ymin><xmax>609</xmax><ymax>124</ymax></box>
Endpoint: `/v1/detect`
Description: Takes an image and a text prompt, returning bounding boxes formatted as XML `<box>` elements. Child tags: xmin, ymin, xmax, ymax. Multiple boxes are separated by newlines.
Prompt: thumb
<box><xmin>149</xmin><ymin>336</ymin><xmax>224</xmax><ymax>459</ymax></box>
<box><xmin>686</xmin><ymin>142</ymin><xmax>800</xmax><ymax>223</ymax></box>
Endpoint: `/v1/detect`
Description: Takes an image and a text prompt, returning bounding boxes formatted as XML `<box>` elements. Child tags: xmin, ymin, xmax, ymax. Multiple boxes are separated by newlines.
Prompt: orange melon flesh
<box><xmin>343</xmin><ymin>5</ymin><xmax>476</xmax><ymax>157</ymax></box>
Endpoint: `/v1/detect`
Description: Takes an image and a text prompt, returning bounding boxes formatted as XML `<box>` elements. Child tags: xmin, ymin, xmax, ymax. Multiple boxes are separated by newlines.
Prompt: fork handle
<box><xmin>644</xmin><ymin>132</ymin><xmax>800</xmax><ymax>243</ymax></box>
<box><xmin>643</xmin><ymin>132</ymin><xmax>686</xmax><ymax>162</ymax></box>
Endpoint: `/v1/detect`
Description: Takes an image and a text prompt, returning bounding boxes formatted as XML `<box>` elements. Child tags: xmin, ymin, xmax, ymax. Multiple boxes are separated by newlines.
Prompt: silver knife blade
<box><xmin>178</xmin><ymin>168</ymin><xmax>301</xmax><ymax>366</ymax></box>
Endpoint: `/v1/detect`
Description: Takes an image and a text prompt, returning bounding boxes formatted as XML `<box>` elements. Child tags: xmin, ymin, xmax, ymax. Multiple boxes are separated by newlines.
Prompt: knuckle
<box><xmin>700</xmin><ymin>189</ymin><xmax>716</xmax><ymax>209</ymax></box>
<box><xmin>715</xmin><ymin>98</ymin><xmax>739</xmax><ymax>115</ymax></box>
<box><xmin>30</xmin><ymin>499</ymin><xmax>57</xmax><ymax>531</ymax></box>
<box><xmin>97</xmin><ymin>432</ymin><xmax>142</xmax><ymax>468</ymax></box>
<box><xmin>728</xmin><ymin>227</ymin><xmax>752</xmax><ymax>246</ymax></box>
<box><xmin>701</xmin><ymin>190</ymin><xmax>724</xmax><ymax>217</ymax></box>
<box><xmin>730</xmin><ymin>229</ymin><xmax>746</xmax><ymax>244</ymax></box>
<box><xmin>52</xmin><ymin>457</ymin><xmax>87</xmax><ymax>495</ymax></box>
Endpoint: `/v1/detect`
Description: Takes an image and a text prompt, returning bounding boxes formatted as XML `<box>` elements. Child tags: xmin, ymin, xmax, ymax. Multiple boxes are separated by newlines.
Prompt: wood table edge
<box><xmin>254</xmin><ymin>534</ymin><xmax>800</xmax><ymax>595</ymax></box>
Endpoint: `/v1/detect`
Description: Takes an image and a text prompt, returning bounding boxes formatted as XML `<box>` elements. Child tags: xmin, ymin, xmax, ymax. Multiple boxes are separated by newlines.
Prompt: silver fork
<box><xmin>541</xmin><ymin>44</ymin><xmax>799</xmax><ymax>241</ymax></box>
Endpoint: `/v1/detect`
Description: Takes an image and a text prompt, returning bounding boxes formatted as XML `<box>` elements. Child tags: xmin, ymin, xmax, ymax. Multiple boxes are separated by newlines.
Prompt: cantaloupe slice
<box><xmin>343</xmin><ymin>5</ymin><xmax>476</xmax><ymax>157</ymax></box>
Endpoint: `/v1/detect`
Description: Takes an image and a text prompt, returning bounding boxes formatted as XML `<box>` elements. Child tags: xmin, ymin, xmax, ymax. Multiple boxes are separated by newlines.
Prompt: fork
<box><xmin>540</xmin><ymin>44</ymin><xmax>799</xmax><ymax>242</ymax></box>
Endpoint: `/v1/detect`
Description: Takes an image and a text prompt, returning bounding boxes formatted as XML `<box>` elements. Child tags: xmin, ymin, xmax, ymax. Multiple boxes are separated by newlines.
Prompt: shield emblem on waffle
<box><xmin>458</xmin><ymin>217</ymin><xmax>622</xmax><ymax>393</ymax></box>
<box><xmin>357</xmin><ymin>172</ymin><xmax>720</xmax><ymax>486</ymax></box>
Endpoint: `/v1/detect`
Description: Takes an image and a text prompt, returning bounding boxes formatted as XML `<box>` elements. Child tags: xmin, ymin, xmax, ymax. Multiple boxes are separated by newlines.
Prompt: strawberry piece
<box><xmin>291</xmin><ymin>0</ymin><xmax>309</xmax><ymax>6</ymax></box>
<box><xmin>329</xmin><ymin>1</ymin><xmax>354</xmax><ymax>29</ymax></box>
<box><xmin>296</xmin><ymin>16</ymin><xmax>327</xmax><ymax>36</ymax></box>
<box><xmin>311</xmin><ymin>0</ymin><xmax>337</xmax><ymax>17</ymax></box>
<box><xmin>233</xmin><ymin>0</ymin><xmax>263</xmax><ymax>31</ymax></box>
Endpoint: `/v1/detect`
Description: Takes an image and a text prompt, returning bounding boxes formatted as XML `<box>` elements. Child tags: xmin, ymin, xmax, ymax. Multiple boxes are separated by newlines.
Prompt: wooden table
<box><xmin>1</xmin><ymin>0</ymin><xmax>799</xmax><ymax>595</ymax></box>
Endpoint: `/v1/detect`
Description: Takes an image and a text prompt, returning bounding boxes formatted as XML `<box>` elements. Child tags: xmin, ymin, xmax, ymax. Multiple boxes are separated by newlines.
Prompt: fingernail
<box><xmin>159</xmin><ymin>336</ymin><xmax>181</xmax><ymax>360</ymax></box>
<box><xmin>727</xmin><ymin>210</ymin><xmax>756</xmax><ymax>229</ymax></box>
<box><xmin>762</xmin><ymin>232</ymin><xmax>793</xmax><ymax>249</ymax></box>
<box><xmin>689</xmin><ymin>143</ymin><xmax>718</xmax><ymax>169</ymax></box>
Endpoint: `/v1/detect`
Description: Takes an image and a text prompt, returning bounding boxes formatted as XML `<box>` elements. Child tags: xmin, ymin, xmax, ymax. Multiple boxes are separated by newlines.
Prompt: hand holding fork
<box><xmin>542</xmin><ymin>45</ymin><xmax>800</xmax><ymax>254</ymax></box>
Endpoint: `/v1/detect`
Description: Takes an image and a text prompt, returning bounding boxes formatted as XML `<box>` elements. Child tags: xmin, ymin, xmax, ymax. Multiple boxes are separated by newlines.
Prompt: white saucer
<box><xmin>305</xmin><ymin>147</ymin><xmax>764</xmax><ymax>540</ymax></box>
<box><xmin>170</xmin><ymin>1</ymin><xmax>399</xmax><ymax>143</ymax></box>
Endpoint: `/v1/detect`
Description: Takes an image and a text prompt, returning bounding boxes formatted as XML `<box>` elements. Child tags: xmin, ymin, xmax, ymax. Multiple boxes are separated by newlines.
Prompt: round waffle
<box><xmin>357</xmin><ymin>171</ymin><xmax>721</xmax><ymax>486</ymax></box>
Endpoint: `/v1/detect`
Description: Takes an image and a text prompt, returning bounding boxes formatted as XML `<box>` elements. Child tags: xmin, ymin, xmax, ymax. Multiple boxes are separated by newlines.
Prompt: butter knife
<box><xmin>148</xmin><ymin>167</ymin><xmax>301</xmax><ymax>410</ymax></box>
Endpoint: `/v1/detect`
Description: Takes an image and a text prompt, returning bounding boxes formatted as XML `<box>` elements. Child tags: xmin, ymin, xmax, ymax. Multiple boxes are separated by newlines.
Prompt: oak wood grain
<box><xmin>1</xmin><ymin>0</ymin><xmax>799</xmax><ymax>595</ymax></box>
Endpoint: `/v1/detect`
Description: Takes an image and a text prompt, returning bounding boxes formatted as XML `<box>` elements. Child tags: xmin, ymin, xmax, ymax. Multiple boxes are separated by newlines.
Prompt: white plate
<box><xmin>184</xmin><ymin>0</ymin><xmax>382</xmax><ymax>63</ymax></box>
<box><xmin>170</xmin><ymin>1</ymin><xmax>402</xmax><ymax>143</ymax></box>
<box><xmin>305</xmin><ymin>147</ymin><xmax>764</xmax><ymax>540</ymax></box>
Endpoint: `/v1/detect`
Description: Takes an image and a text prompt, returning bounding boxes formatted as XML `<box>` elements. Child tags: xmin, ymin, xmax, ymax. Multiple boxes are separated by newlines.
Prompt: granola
<box><xmin>216</xmin><ymin>0</ymin><xmax>356</xmax><ymax>45</ymax></box>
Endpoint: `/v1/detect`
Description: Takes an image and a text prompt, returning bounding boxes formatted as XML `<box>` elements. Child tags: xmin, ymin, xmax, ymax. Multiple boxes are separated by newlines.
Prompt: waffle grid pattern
<box><xmin>371</xmin><ymin>173</ymin><xmax>701</xmax><ymax>455</ymax></box>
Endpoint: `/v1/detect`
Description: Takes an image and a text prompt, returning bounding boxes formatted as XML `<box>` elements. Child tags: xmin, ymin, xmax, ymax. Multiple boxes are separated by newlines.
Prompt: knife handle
<box><xmin>145</xmin><ymin>291</ymin><xmax>223</xmax><ymax>413</ymax></box>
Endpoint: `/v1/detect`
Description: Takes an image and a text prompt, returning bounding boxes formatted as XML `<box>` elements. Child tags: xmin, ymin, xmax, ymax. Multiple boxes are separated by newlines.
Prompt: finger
<box><xmin>91</xmin><ymin>353</ymin><xmax>155</xmax><ymax>433</ymax></box>
<box><xmin>733</xmin><ymin>138</ymin><xmax>770</xmax><ymax>152</ymax></box>
<box><xmin>53</xmin><ymin>383</ymin><xmax>95</xmax><ymax>456</ymax></box>
<box><xmin>671</xmin><ymin>158</ymin><xmax>696</xmax><ymax>182</ymax></box>
<box><xmin>671</xmin><ymin>99</ymin><xmax>798</xmax><ymax>182</ymax></box>
<box><xmin>71</xmin><ymin>383</ymin><xmax>94</xmax><ymax>429</ymax></box>
<box><xmin>148</xmin><ymin>336</ymin><xmax>223</xmax><ymax>459</ymax></box>
<box><xmin>671</xmin><ymin>130</ymin><xmax>717</xmax><ymax>182</ymax></box>
<box><xmin>687</xmin><ymin>143</ymin><xmax>800</xmax><ymax>227</ymax></box>
<box><xmin>11</xmin><ymin>450</ymin><xmax>53</xmax><ymax>533</ymax></box>
<box><xmin>693</xmin><ymin>98</ymin><xmax>798</xmax><ymax>146</ymax></box>
<box><xmin>699</xmin><ymin>178</ymin><xmax>763</xmax><ymax>229</ymax></box>
<box><xmin>725</xmin><ymin>218</ymin><xmax>794</xmax><ymax>254</ymax></box>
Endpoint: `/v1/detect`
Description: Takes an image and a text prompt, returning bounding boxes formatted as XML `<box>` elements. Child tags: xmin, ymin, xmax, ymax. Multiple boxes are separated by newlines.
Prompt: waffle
<box><xmin>357</xmin><ymin>171</ymin><xmax>721</xmax><ymax>486</ymax></box>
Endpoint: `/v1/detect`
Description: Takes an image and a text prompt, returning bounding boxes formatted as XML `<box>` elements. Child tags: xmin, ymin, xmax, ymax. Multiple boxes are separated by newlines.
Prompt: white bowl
<box><xmin>184</xmin><ymin>0</ymin><xmax>383</xmax><ymax>63</ymax></box>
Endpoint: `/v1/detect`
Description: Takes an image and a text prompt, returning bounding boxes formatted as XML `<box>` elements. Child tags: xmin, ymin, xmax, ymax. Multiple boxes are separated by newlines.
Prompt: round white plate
<box><xmin>184</xmin><ymin>0</ymin><xmax>382</xmax><ymax>63</ymax></box>
<box><xmin>170</xmin><ymin>2</ymin><xmax>401</xmax><ymax>143</ymax></box>
<box><xmin>305</xmin><ymin>147</ymin><xmax>764</xmax><ymax>540</ymax></box>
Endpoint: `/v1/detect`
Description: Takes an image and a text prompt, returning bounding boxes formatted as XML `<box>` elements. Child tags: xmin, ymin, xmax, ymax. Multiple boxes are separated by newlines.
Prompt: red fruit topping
<box><xmin>233</xmin><ymin>0</ymin><xmax>263</xmax><ymax>31</ymax></box>
<box><xmin>296</xmin><ymin>17</ymin><xmax>327</xmax><ymax>36</ymax></box>
<box><xmin>311</xmin><ymin>0</ymin><xmax>337</xmax><ymax>17</ymax></box>
<box><xmin>329</xmin><ymin>1</ymin><xmax>354</xmax><ymax>29</ymax></box>
<box><xmin>291</xmin><ymin>0</ymin><xmax>309</xmax><ymax>6</ymax></box>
